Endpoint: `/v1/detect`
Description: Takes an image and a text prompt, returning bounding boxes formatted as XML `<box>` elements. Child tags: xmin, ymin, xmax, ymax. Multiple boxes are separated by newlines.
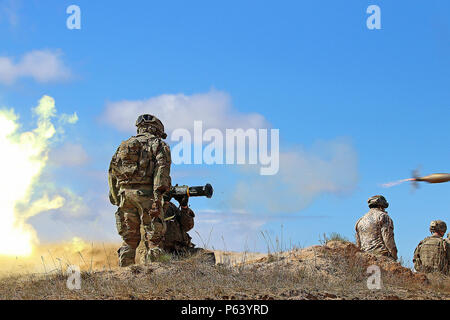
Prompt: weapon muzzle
<box><xmin>170</xmin><ymin>183</ymin><xmax>214</xmax><ymax>199</ymax></box>
<box><xmin>188</xmin><ymin>183</ymin><xmax>214</xmax><ymax>198</ymax></box>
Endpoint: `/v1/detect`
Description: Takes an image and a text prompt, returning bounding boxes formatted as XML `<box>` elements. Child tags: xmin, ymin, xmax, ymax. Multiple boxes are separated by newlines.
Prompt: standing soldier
<box><xmin>355</xmin><ymin>195</ymin><xmax>398</xmax><ymax>260</ymax></box>
<box><xmin>109</xmin><ymin>114</ymin><xmax>171</xmax><ymax>267</ymax></box>
<box><xmin>413</xmin><ymin>220</ymin><xmax>448</xmax><ymax>275</ymax></box>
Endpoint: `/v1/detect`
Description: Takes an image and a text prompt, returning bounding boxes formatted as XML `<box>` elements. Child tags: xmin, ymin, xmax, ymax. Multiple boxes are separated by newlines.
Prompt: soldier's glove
<box><xmin>174</xmin><ymin>195</ymin><xmax>189</xmax><ymax>208</ymax></box>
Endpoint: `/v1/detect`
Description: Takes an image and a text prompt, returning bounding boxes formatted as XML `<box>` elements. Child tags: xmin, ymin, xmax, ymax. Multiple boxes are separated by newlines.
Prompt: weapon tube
<box><xmin>170</xmin><ymin>183</ymin><xmax>214</xmax><ymax>199</ymax></box>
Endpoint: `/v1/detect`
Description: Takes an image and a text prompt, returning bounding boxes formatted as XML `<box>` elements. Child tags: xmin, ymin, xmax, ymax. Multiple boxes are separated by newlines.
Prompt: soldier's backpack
<box><xmin>414</xmin><ymin>236</ymin><xmax>448</xmax><ymax>274</ymax></box>
<box><xmin>110</xmin><ymin>134</ymin><xmax>161</xmax><ymax>185</ymax></box>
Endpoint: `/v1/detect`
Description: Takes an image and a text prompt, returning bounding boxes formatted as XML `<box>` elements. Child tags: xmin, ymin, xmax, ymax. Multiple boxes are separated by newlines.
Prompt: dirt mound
<box><xmin>233</xmin><ymin>240</ymin><xmax>441</xmax><ymax>294</ymax></box>
<box><xmin>0</xmin><ymin>241</ymin><xmax>448</xmax><ymax>299</ymax></box>
<box><xmin>325</xmin><ymin>241</ymin><xmax>428</xmax><ymax>285</ymax></box>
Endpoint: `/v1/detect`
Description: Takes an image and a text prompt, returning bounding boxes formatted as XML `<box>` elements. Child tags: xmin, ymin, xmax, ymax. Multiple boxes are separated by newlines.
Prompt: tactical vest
<box><xmin>110</xmin><ymin>134</ymin><xmax>160</xmax><ymax>186</ymax></box>
<box><xmin>415</xmin><ymin>236</ymin><xmax>448</xmax><ymax>274</ymax></box>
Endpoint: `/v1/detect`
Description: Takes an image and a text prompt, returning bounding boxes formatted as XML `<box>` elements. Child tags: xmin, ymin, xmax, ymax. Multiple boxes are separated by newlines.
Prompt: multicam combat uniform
<box><xmin>109</xmin><ymin>131</ymin><xmax>171</xmax><ymax>267</ymax></box>
<box><xmin>413</xmin><ymin>235</ymin><xmax>448</xmax><ymax>274</ymax></box>
<box><xmin>355</xmin><ymin>208</ymin><xmax>398</xmax><ymax>260</ymax></box>
<box><xmin>136</xmin><ymin>202</ymin><xmax>197</xmax><ymax>261</ymax></box>
<box><xmin>161</xmin><ymin>202</ymin><xmax>196</xmax><ymax>254</ymax></box>
<box><xmin>136</xmin><ymin>201</ymin><xmax>216</xmax><ymax>264</ymax></box>
<box><xmin>447</xmin><ymin>234</ymin><xmax>450</xmax><ymax>272</ymax></box>
<box><xmin>413</xmin><ymin>221</ymin><xmax>449</xmax><ymax>275</ymax></box>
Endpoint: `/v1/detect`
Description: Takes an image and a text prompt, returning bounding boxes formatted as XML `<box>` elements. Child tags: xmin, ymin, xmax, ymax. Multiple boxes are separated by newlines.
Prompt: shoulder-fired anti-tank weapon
<box><xmin>162</xmin><ymin>183</ymin><xmax>213</xmax><ymax>221</ymax></box>
<box><xmin>164</xmin><ymin>183</ymin><xmax>214</xmax><ymax>201</ymax></box>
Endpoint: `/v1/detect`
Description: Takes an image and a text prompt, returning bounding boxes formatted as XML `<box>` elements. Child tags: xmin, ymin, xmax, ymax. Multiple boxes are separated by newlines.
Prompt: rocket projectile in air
<box><xmin>382</xmin><ymin>171</ymin><xmax>450</xmax><ymax>188</ymax></box>
<box><xmin>413</xmin><ymin>173</ymin><xmax>450</xmax><ymax>184</ymax></box>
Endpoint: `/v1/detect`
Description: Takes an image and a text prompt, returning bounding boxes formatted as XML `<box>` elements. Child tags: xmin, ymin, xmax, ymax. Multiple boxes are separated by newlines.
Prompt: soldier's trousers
<box><xmin>115</xmin><ymin>186</ymin><xmax>166</xmax><ymax>267</ymax></box>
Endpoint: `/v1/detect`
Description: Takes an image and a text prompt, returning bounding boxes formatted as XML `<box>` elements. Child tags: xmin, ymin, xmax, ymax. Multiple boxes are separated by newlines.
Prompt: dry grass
<box><xmin>0</xmin><ymin>239</ymin><xmax>449</xmax><ymax>300</ymax></box>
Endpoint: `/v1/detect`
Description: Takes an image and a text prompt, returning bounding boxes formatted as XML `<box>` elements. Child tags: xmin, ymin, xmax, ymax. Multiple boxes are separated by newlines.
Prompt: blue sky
<box><xmin>1</xmin><ymin>0</ymin><xmax>449</xmax><ymax>264</ymax></box>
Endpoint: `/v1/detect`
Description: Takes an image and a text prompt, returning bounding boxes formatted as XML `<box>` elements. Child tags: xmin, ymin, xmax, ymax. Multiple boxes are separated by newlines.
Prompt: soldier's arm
<box><xmin>165</xmin><ymin>202</ymin><xmax>178</xmax><ymax>219</ymax></box>
<box><xmin>412</xmin><ymin>242</ymin><xmax>422</xmax><ymax>271</ymax></box>
<box><xmin>152</xmin><ymin>139</ymin><xmax>172</xmax><ymax>200</ymax></box>
<box><xmin>445</xmin><ymin>239</ymin><xmax>450</xmax><ymax>274</ymax></box>
<box><xmin>380</xmin><ymin>214</ymin><xmax>398</xmax><ymax>260</ymax></box>
<box><xmin>355</xmin><ymin>222</ymin><xmax>361</xmax><ymax>248</ymax></box>
<box><xmin>179</xmin><ymin>207</ymin><xmax>195</xmax><ymax>232</ymax></box>
<box><xmin>108</xmin><ymin>148</ymin><xmax>120</xmax><ymax>206</ymax></box>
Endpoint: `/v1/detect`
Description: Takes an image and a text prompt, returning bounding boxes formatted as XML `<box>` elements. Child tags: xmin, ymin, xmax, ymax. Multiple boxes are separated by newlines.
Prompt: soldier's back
<box><xmin>414</xmin><ymin>235</ymin><xmax>448</xmax><ymax>274</ymax></box>
<box><xmin>110</xmin><ymin>133</ymin><xmax>159</xmax><ymax>187</ymax></box>
<box><xmin>356</xmin><ymin>209</ymin><xmax>388</xmax><ymax>254</ymax></box>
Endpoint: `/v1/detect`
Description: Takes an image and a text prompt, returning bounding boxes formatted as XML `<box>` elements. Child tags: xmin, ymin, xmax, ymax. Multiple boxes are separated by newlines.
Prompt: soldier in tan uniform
<box><xmin>413</xmin><ymin>220</ymin><xmax>448</xmax><ymax>275</ymax></box>
<box><xmin>109</xmin><ymin>114</ymin><xmax>171</xmax><ymax>267</ymax></box>
<box><xmin>355</xmin><ymin>195</ymin><xmax>398</xmax><ymax>260</ymax></box>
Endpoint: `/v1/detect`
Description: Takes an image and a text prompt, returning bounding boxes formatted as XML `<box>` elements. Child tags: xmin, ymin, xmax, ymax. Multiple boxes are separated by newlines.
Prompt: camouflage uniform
<box><xmin>137</xmin><ymin>202</ymin><xmax>197</xmax><ymax>260</ymax></box>
<box><xmin>355</xmin><ymin>195</ymin><xmax>398</xmax><ymax>260</ymax></box>
<box><xmin>161</xmin><ymin>202</ymin><xmax>196</xmax><ymax>254</ymax></box>
<box><xmin>413</xmin><ymin>220</ymin><xmax>448</xmax><ymax>274</ymax></box>
<box><xmin>109</xmin><ymin>115</ymin><xmax>171</xmax><ymax>267</ymax></box>
<box><xmin>447</xmin><ymin>233</ymin><xmax>450</xmax><ymax>271</ymax></box>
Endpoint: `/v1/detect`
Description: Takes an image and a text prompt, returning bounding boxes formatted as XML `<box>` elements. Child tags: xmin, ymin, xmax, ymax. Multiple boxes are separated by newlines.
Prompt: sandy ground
<box><xmin>0</xmin><ymin>240</ymin><xmax>448</xmax><ymax>300</ymax></box>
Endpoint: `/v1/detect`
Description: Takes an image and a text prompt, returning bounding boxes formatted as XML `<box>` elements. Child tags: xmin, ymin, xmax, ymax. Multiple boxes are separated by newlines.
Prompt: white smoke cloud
<box><xmin>0</xmin><ymin>50</ymin><xmax>71</xmax><ymax>85</ymax></box>
<box><xmin>0</xmin><ymin>95</ymin><xmax>78</xmax><ymax>256</ymax></box>
<box><xmin>45</xmin><ymin>188</ymin><xmax>91</xmax><ymax>220</ymax></box>
<box><xmin>230</xmin><ymin>138</ymin><xmax>359</xmax><ymax>214</ymax></box>
<box><xmin>102</xmin><ymin>90</ymin><xmax>269</xmax><ymax>134</ymax></box>
<box><xmin>59</xmin><ymin>112</ymin><xmax>79</xmax><ymax>125</ymax></box>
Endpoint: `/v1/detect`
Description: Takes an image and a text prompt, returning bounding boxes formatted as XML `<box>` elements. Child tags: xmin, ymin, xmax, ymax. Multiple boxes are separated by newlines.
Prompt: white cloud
<box><xmin>0</xmin><ymin>50</ymin><xmax>71</xmax><ymax>84</ymax></box>
<box><xmin>102</xmin><ymin>90</ymin><xmax>269</xmax><ymax>134</ymax></box>
<box><xmin>230</xmin><ymin>138</ymin><xmax>359</xmax><ymax>214</ymax></box>
<box><xmin>103</xmin><ymin>90</ymin><xmax>359</xmax><ymax>216</ymax></box>
<box><xmin>49</xmin><ymin>143</ymin><xmax>89</xmax><ymax>167</ymax></box>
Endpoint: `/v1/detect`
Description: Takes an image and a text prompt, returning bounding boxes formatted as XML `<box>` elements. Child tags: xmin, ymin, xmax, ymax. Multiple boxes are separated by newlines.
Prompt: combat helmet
<box><xmin>136</xmin><ymin>114</ymin><xmax>167</xmax><ymax>139</ymax></box>
<box><xmin>429</xmin><ymin>220</ymin><xmax>447</xmax><ymax>234</ymax></box>
<box><xmin>368</xmin><ymin>195</ymin><xmax>389</xmax><ymax>209</ymax></box>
